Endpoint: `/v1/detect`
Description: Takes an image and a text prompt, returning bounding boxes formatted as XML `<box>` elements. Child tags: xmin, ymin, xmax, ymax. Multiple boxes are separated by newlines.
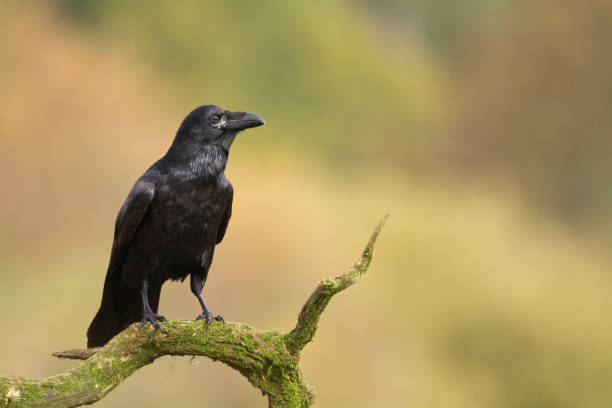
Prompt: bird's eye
<box><xmin>209</xmin><ymin>114</ymin><xmax>226</xmax><ymax>129</ymax></box>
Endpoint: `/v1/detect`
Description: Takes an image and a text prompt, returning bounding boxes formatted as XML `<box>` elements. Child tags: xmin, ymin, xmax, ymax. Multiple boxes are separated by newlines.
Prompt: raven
<box><xmin>86</xmin><ymin>105</ymin><xmax>264</xmax><ymax>348</ymax></box>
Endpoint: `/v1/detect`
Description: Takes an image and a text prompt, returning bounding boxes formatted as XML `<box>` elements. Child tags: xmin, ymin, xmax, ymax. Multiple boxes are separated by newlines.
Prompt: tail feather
<box><xmin>87</xmin><ymin>279</ymin><xmax>140</xmax><ymax>348</ymax></box>
<box><xmin>87</xmin><ymin>278</ymin><xmax>163</xmax><ymax>348</ymax></box>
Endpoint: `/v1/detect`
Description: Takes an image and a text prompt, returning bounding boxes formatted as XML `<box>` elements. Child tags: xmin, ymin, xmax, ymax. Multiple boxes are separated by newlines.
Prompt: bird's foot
<box><xmin>195</xmin><ymin>312</ymin><xmax>224</xmax><ymax>327</ymax></box>
<box><xmin>138</xmin><ymin>310</ymin><xmax>166</xmax><ymax>332</ymax></box>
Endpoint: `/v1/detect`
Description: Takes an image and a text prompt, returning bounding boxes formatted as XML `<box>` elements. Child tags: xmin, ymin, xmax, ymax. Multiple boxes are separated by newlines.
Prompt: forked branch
<box><xmin>0</xmin><ymin>216</ymin><xmax>387</xmax><ymax>408</ymax></box>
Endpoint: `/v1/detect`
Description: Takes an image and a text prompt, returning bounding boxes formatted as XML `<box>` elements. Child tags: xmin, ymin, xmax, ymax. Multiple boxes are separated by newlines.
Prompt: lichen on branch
<box><xmin>0</xmin><ymin>216</ymin><xmax>387</xmax><ymax>408</ymax></box>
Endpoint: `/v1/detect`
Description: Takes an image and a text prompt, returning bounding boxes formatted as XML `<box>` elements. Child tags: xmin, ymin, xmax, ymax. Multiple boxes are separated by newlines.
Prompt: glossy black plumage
<box><xmin>87</xmin><ymin>105</ymin><xmax>264</xmax><ymax>348</ymax></box>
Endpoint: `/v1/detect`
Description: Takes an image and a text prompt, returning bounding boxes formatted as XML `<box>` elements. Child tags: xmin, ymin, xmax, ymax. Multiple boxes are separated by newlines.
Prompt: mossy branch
<box><xmin>0</xmin><ymin>216</ymin><xmax>387</xmax><ymax>408</ymax></box>
<box><xmin>285</xmin><ymin>215</ymin><xmax>387</xmax><ymax>354</ymax></box>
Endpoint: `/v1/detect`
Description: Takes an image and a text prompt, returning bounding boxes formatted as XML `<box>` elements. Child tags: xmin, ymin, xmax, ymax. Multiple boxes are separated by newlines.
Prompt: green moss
<box><xmin>0</xmin><ymin>220</ymin><xmax>383</xmax><ymax>407</ymax></box>
<box><xmin>0</xmin><ymin>381</ymin><xmax>11</xmax><ymax>408</ymax></box>
<box><xmin>12</xmin><ymin>379</ymin><xmax>46</xmax><ymax>406</ymax></box>
<box><xmin>1</xmin><ymin>318</ymin><xmax>309</xmax><ymax>408</ymax></box>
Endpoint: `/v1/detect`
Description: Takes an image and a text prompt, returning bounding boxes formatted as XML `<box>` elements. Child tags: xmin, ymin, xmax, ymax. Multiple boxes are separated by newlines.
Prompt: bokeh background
<box><xmin>1</xmin><ymin>1</ymin><xmax>612</xmax><ymax>406</ymax></box>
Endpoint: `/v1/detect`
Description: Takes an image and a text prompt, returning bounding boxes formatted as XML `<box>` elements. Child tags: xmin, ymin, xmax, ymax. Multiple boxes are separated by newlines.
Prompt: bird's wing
<box><xmin>87</xmin><ymin>170</ymin><xmax>160</xmax><ymax>346</ymax></box>
<box><xmin>100</xmin><ymin>171</ymin><xmax>159</xmax><ymax>302</ymax></box>
<box><xmin>216</xmin><ymin>190</ymin><xmax>233</xmax><ymax>244</ymax></box>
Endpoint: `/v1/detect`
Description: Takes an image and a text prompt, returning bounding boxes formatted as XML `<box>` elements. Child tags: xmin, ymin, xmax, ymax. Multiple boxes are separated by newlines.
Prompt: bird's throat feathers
<box><xmin>166</xmin><ymin>139</ymin><xmax>232</xmax><ymax>179</ymax></box>
<box><xmin>191</xmin><ymin>145</ymin><xmax>228</xmax><ymax>178</ymax></box>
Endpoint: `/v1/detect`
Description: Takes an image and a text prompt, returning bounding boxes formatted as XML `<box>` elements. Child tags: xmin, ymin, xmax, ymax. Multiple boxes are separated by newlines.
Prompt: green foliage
<box><xmin>449</xmin><ymin>0</ymin><xmax>612</xmax><ymax>225</ymax></box>
<box><xmin>3</xmin><ymin>2</ymin><xmax>612</xmax><ymax>407</ymax></box>
<box><xmin>55</xmin><ymin>0</ymin><xmax>612</xmax><ymax>227</ymax></box>
<box><xmin>56</xmin><ymin>0</ymin><xmax>444</xmax><ymax>168</ymax></box>
<box><xmin>356</xmin><ymin>0</ymin><xmax>522</xmax><ymax>57</ymax></box>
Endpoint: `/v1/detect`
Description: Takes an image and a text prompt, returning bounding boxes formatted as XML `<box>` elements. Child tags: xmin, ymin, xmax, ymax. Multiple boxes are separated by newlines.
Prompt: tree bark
<box><xmin>0</xmin><ymin>216</ymin><xmax>387</xmax><ymax>408</ymax></box>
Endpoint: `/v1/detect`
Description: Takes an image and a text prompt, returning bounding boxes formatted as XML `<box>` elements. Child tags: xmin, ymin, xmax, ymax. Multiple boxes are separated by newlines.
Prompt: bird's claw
<box><xmin>195</xmin><ymin>312</ymin><xmax>224</xmax><ymax>327</ymax></box>
<box><xmin>138</xmin><ymin>311</ymin><xmax>166</xmax><ymax>332</ymax></box>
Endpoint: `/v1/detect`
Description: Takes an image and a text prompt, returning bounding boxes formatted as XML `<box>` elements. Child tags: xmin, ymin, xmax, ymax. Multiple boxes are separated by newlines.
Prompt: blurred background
<box><xmin>1</xmin><ymin>0</ymin><xmax>611</xmax><ymax>406</ymax></box>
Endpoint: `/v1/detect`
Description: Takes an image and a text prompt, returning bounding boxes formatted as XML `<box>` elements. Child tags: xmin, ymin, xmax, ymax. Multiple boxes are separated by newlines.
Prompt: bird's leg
<box><xmin>137</xmin><ymin>277</ymin><xmax>166</xmax><ymax>332</ymax></box>
<box><xmin>191</xmin><ymin>274</ymin><xmax>224</xmax><ymax>327</ymax></box>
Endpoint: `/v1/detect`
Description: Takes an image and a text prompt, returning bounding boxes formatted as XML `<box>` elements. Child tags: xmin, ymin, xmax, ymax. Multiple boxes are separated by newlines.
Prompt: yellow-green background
<box><xmin>1</xmin><ymin>1</ymin><xmax>611</xmax><ymax>406</ymax></box>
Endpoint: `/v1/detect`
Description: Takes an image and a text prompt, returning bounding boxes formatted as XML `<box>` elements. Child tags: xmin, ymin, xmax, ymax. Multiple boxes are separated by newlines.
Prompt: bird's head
<box><xmin>175</xmin><ymin>105</ymin><xmax>265</xmax><ymax>152</ymax></box>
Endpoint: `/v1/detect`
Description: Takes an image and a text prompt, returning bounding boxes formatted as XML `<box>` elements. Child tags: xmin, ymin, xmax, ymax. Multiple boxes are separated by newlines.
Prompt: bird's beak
<box><xmin>224</xmin><ymin>111</ymin><xmax>265</xmax><ymax>131</ymax></box>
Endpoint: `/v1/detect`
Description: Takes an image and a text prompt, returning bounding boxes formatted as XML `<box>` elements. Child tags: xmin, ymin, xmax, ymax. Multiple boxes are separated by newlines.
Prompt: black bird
<box><xmin>86</xmin><ymin>105</ymin><xmax>264</xmax><ymax>348</ymax></box>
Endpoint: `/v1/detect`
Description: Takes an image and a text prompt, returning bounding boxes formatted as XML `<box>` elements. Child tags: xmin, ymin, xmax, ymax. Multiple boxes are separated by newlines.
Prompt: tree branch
<box><xmin>0</xmin><ymin>216</ymin><xmax>387</xmax><ymax>408</ymax></box>
<box><xmin>285</xmin><ymin>214</ymin><xmax>387</xmax><ymax>354</ymax></box>
<box><xmin>52</xmin><ymin>349</ymin><xmax>100</xmax><ymax>361</ymax></box>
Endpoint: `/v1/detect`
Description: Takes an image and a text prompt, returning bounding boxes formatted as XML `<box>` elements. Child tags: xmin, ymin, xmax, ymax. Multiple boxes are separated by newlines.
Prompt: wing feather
<box><xmin>216</xmin><ymin>190</ymin><xmax>233</xmax><ymax>244</ymax></box>
<box><xmin>100</xmin><ymin>171</ymin><xmax>159</xmax><ymax>302</ymax></box>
